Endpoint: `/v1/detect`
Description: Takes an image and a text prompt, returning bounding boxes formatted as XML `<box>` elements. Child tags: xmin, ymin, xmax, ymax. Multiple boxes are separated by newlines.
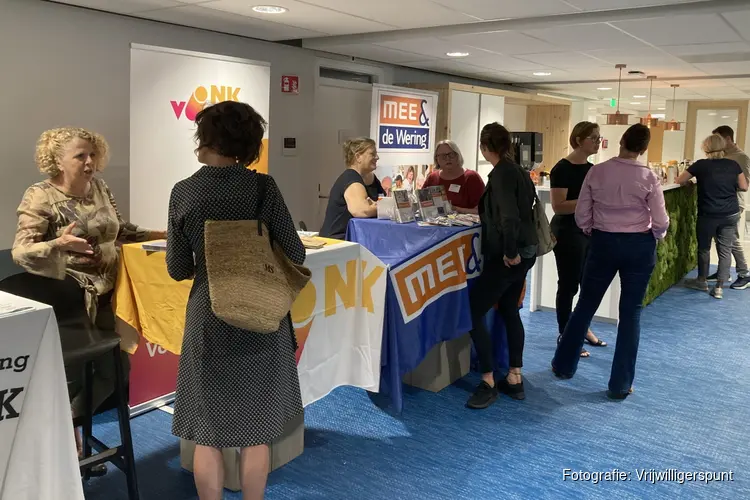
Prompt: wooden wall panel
<box><xmin>647</xmin><ymin>123</ymin><xmax>665</xmax><ymax>163</ymax></box>
<box><xmin>525</xmin><ymin>105</ymin><xmax>570</xmax><ymax>171</ymax></box>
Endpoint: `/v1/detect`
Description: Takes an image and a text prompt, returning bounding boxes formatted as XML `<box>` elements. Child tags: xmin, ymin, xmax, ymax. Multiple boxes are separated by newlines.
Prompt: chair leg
<box><xmin>82</xmin><ymin>360</ymin><xmax>94</xmax><ymax>480</ymax></box>
<box><xmin>113</xmin><ymin>345</ymin><xmax>139</xmax><ymax>500</ymax></box>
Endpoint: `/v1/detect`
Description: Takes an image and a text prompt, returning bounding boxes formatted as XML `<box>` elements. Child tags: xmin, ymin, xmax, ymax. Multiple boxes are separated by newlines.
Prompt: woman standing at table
<box><xmin>550</xmin><ymin>122</ymin><xmax>607</xmax><ymax>358</ymax></box>
<box><xmin>466</xmin><ymin>122</ymin><xmax>538</xmax><ymax>410</ymax></box>
<box><xmin>679</xmin><ymin>134</ymin><xmax>748</xmax><ymax>298</ymax></box>
<box><xmin>12</xmin><ymin>126</ymin><xmax>164</xmax><ymax>474</ymax></box>
<box><xmin>423</xmin><ymin>140</ymin><xmax>485</xmax><ymax>214</ymax></box>
<box><xmin>166</xmin><ymin>101</ymin><xmax>305</xmax><ymax>500</ymax></box>
<box><xmin>320</xmin><ymin>138</ymin><xmax>379</xmax><ymax>239</ymax></box>
<box><xmin>552</xmin><ymin>124</ymin><xmax>669</xmax><ymax>399</ymax></box>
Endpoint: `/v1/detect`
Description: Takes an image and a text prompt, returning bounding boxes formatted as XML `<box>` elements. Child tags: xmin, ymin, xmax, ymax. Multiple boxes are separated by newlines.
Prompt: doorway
<box><xmin>313</xmin><ymin>78</ymin><xmax>372</xmax><ymax>230</ymax></box>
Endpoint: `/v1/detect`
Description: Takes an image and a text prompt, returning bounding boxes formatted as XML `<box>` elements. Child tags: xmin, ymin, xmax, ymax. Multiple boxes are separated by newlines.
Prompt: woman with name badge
<box><xmin>423</xmin><ymin>140</ymin><xmax>485</xmax><ymax>214</ymax></box>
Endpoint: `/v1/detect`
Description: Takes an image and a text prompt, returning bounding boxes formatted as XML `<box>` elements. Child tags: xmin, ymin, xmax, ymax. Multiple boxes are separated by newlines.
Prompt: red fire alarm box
<box><xmin>281</xmin><ymin>75</ymin><xmax>299</xmax><ymax>94</ymax></box>
<box><xmin>602</xmin><ymin>138</ymin><xmax>608</xmax><ymax>149</ymax></box>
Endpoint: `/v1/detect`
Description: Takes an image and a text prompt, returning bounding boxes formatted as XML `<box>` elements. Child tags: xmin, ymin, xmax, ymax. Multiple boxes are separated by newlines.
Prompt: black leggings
<box><xmin>468</xmin><ymin>256</ymin><xmax>535</xmax><ymax>372</ymax></box>
<box><xmin>552</xmin><ymin>225</ymin><xmax>589</xmax><ymax>335</ymax></box>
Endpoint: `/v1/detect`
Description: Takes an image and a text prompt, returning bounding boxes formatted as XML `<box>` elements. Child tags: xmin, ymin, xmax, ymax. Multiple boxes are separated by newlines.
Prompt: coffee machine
<box><xmin>510</xmin><ymin>132</ymin><xmax>543</xmax><ymax>171</ymax></box>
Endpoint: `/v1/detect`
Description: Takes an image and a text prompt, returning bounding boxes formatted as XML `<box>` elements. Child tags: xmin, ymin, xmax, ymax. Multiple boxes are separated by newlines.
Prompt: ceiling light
<box><xmin>630</xmin><ymin>102</ymin><xmax>641</xmax><ymax>105</ymax></box>
<box><xmin>597</xmin><ymin>87</ymin><xmax>612</xmax><ymax>90</ymax></box>
<box><xmin>633</xmin><ymin>95</ymin><xmax>647</xmax><ymax>98</ymax></box>
<box><xmin>533</xmin><ymin>72</ymin><xmax>552</xmax><ymax>76</ymax></box>
<box><xmin>657</xmin><ymin>107</ymin><xmax>666</xmax><ymax>110</ymax></box>
<box><xmin>252</xmin><ymin>5</ymin><xmax>288</xmax><ymax>14</ymax></box>
<box><xmin>709</xmin><ymin>112</ymin><xmax>717</xmax><ymax>116</ymax></box>
<box><xmin>721</xmin><ymin>115</ymin><xmax>730</xmax><ymax>118</ymax></box>
<box><xmin>588</xmin><ymin>107</ymin><xmax>597</xmax><ymax>110</ymax></box>
<box><xmin>446</xmin><ymin>51</ymin><xmax>470</xmax><ymax>57</ymax></box>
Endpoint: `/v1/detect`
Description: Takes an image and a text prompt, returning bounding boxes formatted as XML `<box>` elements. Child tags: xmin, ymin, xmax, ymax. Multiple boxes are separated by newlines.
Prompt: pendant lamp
<box><xmin>640</xmin><ymin>76</ymin><xmax>660</xmax><ymax>128</ymax></box>
<box><xmin>605</xmin><ymin>64</ymin><xmax>629</xmax><ymax>125</ymax></box>
<box><xmin>665</xmin><ymin>84</ymin><xmax>683</xmax><ymax>131</ymax></box>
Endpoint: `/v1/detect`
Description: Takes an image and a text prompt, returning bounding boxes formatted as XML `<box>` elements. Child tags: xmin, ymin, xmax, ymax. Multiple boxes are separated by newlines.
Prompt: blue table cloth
<box><xmin>347</xmin><ymin>218</ymin><xmax>510</xmax><ymax>412</ymax></box>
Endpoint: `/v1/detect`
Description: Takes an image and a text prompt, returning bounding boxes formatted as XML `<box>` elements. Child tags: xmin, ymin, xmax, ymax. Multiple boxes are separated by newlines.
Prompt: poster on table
<box><xmin>129</xmin><ymin>44</ymin><xmax>271</xmax><ymax>229</ymax></box>
<box><xmin>370</xmin><ymin>84</ymin><xmax>439</xmax><ymax>196</ymax></box>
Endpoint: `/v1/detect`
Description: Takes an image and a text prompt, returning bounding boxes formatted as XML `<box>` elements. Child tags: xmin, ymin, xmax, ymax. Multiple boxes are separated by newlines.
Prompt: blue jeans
<box><xmin>552</xmin><ymin>230</ymin><xmax>657</xmax><ymax>395</ymax></box>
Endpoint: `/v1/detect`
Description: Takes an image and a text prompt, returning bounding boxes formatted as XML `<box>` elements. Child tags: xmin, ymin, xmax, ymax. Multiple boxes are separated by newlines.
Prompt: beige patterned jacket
<box><xmin>12</xmin><ymin>177</ymin><xmax>150</xmax><ymax>320</ymax></box>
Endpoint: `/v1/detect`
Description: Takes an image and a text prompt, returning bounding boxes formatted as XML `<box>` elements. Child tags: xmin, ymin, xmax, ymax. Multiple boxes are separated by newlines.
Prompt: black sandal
<box><xmin>558</xmin><ymin>334</ymin><xmax>590</xmax><ymax>357</ymax></box>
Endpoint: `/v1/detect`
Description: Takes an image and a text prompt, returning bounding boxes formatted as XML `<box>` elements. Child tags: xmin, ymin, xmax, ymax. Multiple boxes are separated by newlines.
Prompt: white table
<box><xmin>0</xmin><ymin>292</ymin><xmax>84</xmax><ymax>500</ymax></box>
<box><xmin>530</xmin><ymin>184</ymin><xmax>682</xmax><ymax>323</ymax></box>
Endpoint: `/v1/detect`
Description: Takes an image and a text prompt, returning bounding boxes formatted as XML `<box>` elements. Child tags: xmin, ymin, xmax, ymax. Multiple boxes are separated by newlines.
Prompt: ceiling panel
<box><xmin>661</xmin><ymin>42</ymin><xmax>750</xmax><ymax>57</ymax></box>
<box><xmin>50</xmin><ymin>0</ymin><xmax>183</xmax><ymax>13</ymax></box>
<box><xmin>721</xmin><ymin>10</ymin><xmax>750</xmax><ymax>41</ymax></box>
<box><xmin>693</xmin><ymin>61</ymin><xmax>750</xmax><ymax>75</ymax></box>
<box><xmin>140</xmin><ymin>4</ymin><xmax>326</xmax><ymax>40</ymax></box>
<box><xmin>443</xmin><ymin>31</ymin><xmax>562</xmax><ymax>55</ymax></box>
<box><xmin>564</xmin><ymin>0</ymin><xmax>695</xmax><ymax>9</ymax></box>
<box><xmin>429</xmin><ymin>0</ymin><xmax>578</xmax><ymax>20</ymax></box>
<box><xmin>613</xmin><ymin>14</ymin><xmax>742</xmax><ymax>46</ymax></box>
<box><xmin>298</xmin><ymin>0</ymin><xmax>477</xmax><ymax>28</ymax></box>
<box><xmin>200</xmin><ymin>0</ymin><xmax>393</xmax><ymax>35</ymax></box>
<box><xmin>319</xmin><ymin>44</ymin><xmax>439</xmax><ymax>64</ymax></box>
<box><xmin>375</xmin><ymin>38</ymin><xmax>473</xmax><ymax>59</ymax></box>
<box><xmin>582</xmin><ymin>47</ymin><xmax>686</xmax><ymax>67</ymax></box>
<box><xmin>522</xmin><ymin>23</ymin><xmax>650</xmax><ymax>51</ymax></box>
<box><xmin>515</xmin><ymin>51</ymin><xmax>610</xmax><ymax>69</ymax></box>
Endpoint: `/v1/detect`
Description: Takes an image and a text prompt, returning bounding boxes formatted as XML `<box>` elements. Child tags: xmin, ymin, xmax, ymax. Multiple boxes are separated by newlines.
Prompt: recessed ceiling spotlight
<box><xmin>633</xmin><ymin>95</ymin><xmax>646</xmax><ymax>98</ymax></box>
<box><xmin>533</xmin><ymin>72</ymin><xmax>552</xmax><ymax>76</ymax></box>
<box><xmin>252</xmin><ymin>5</ymin><xmax>288</xmax><ymax>14</ymax></box>
<box><xmin>597</xmin><ymin>87</ymin><xmax>612</xmax><ymax>90</ymax></box>
<box><xmin>446</xmin><ymin>51</ymin><xmax>470</xmax><ymax>57</ymax></box>
<box><xmin>588</xmin><ymin>107</ymin><xmax>597</xmax><ymax>110</ymax></box>
<box><xmin>709</xmin><ymin>112</ymin><xmax>717</xmax><ymax>116</ymax></box>
<box><xmin>721</xmin><ymin>115</ymin><xmax>730</xmax><ymax>118</ymax></box>
<box><xmin>657</xmin><ymin>107</ymin><xmax>666</xmax><ymax>110</ymax></box>
<box><xmin>630</xmin><ymin>102</ymin><xmax>641</xmax><ymax>105</ymax></box>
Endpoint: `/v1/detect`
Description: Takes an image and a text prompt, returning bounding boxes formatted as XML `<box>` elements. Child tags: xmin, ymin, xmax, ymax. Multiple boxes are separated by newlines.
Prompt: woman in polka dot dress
<box><xmin>166</xmin><ymin>101</ymin><xmax>305</xmax><ymax>500</ymax></box>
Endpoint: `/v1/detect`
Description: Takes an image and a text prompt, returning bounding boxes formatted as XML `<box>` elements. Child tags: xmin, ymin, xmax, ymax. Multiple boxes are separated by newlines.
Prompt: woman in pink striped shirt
<box><xmin>552</xmin><ymin>124</ymin><xmax>670</xmax><ymax>400</ymax></box>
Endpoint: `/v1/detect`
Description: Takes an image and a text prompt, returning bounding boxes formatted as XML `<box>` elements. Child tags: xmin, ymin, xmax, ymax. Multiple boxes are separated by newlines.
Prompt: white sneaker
<box><xmin>710</xmin><ymin>286</ymin><xmax>723</xmax><ymax>299</ymax></box>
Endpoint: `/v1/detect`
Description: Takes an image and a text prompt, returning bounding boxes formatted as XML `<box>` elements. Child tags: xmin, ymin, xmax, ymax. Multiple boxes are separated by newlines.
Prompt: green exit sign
<box><xmin>610</xmin><ymin>98</ymin><xmax>617</xmax><ymax>108</ymax></box>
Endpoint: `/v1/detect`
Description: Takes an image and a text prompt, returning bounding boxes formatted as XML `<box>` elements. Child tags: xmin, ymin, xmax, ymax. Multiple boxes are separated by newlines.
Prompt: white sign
<box><xmin>129</xmin><ymin>44</ymin><xmax>271</xmax><ymax>229</ymax></box>
<box><xmin>370</xmin><ymin>85</ymin><xmax>438</xmax><ymax>163</ymax></box>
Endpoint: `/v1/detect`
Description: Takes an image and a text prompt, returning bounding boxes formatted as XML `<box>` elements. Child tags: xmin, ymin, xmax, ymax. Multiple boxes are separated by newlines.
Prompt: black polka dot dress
<box><xmin>166</xmin><ymin>165</ymin><xmax>305</xmax><ymax>448</ymax></box>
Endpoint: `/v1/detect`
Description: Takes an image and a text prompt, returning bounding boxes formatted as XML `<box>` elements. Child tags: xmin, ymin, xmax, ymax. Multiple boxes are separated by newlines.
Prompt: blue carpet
<box><xmin>85</xmin><ymin>267</ymin><xmax>748</xmax><ymax>499</ymax></box>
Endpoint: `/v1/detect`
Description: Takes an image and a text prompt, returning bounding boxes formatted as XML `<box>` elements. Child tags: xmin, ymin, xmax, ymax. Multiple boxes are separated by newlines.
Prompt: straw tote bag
<box><xmin>204</xmin><ymin>174</ymin><xmax>312</xmax><ymax>333</ymax></box>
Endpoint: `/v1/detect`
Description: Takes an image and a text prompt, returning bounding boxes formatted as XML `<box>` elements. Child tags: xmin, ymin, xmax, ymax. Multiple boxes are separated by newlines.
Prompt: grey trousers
<box><xmin>731</xmin><ymin>217</ymin><xmax>748</xmax><ymax>277</ymax></box>
<box><xmin>698</xmin><ymin>215</ymin><xmax>740</xmax><ymax>285</ymax></box>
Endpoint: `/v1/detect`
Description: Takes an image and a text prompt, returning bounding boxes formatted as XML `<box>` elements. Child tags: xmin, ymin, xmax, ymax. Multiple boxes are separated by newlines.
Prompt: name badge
<box><xmin>449</xmin><ymin>184</ymin><xmax>461</xmax><ymax>193</ymax></box>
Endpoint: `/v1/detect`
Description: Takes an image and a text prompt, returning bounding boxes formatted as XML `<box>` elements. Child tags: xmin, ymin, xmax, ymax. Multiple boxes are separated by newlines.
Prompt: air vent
<box><xmin>319</xmin><ymin>67</ymin><xmax>373</xmax><ymax>84</ymax></box>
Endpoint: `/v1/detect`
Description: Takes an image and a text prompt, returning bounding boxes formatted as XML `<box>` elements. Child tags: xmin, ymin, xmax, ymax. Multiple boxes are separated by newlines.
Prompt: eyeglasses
<box><xmin>588</xmin><ymin>135</ymin><xmax>602</xmax><ymax>143</ymax></box>
<box><xmin>436</xmin><ymin>152</ymin><xmax>458</xmax><ymax>161</ymax></box>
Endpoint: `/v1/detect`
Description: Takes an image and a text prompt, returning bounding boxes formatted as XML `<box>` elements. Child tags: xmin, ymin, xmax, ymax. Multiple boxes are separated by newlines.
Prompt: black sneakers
<box><xmin>466</xmin><ymin>381</ymin><xmax>498</xmax><ymax>409</ymax></box>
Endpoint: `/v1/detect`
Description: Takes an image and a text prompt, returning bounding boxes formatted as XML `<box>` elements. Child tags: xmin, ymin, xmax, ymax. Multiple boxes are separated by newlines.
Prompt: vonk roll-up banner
<box><xmin>129</xmin><ymin>44</ymin><xmax>271</xmax><ymax>229</ymax></box>
<box><xmin>370</xmin><ymin>85</ymin><xmax>439</xmax><ymax>195</ymax></box>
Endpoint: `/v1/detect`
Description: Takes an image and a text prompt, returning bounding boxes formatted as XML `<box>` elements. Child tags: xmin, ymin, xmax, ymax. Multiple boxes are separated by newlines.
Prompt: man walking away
<box><xmin>711</xmin><ymin>126</ymin><xmax>750</xmax><ymax>290</ymax></box>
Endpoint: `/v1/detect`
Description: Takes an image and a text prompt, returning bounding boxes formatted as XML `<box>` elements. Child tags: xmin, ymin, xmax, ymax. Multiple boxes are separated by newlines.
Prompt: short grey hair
<box><xmin>433</xmin><ymin>140</ymin><xmax>464</xmax><ymax>168</ymax></box>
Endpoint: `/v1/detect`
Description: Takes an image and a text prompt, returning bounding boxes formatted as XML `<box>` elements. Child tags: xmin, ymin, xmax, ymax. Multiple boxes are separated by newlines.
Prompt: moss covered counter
<box><xmin>644</xmin><ymin>182</ymin><xmax>697</xmax><ymax>305</ymax></box>
<box><xmin>529</xmin><ymin>182</ymin><xmax>698</xmax><ymax>323</ymax></box>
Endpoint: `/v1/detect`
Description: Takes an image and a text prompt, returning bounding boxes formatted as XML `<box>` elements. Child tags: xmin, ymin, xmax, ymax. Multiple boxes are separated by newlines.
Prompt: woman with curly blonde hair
<box><xmin>12</xmin><ymin>127</ymin><xmax>164</xmax><ymax>475</ymax></box>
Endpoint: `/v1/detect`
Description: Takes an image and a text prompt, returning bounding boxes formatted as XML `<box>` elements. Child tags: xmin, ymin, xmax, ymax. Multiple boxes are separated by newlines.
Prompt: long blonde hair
<box><xmin>702</xmin><ymin>134</ymin><xmax>726</xmax><ymax>159</ymax></box>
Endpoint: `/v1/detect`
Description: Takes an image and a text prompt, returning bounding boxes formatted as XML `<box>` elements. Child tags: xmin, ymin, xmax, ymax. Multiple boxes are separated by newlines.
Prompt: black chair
<box><xmin>299</xmin><ymin>221</ymin><xmax>308</xmax><ymax>231</ymax></box>
<box><xmin>0</xmin><ymin>272</ymin><xmax>139</xmax><ymax>499</ymax></box>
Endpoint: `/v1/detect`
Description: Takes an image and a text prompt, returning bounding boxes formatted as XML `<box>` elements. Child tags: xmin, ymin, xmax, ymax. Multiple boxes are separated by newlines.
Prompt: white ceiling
<box><xmin>48</xmin><ymin>0</ymin><xmax>750</xmax><ymax>111</ymax></box>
